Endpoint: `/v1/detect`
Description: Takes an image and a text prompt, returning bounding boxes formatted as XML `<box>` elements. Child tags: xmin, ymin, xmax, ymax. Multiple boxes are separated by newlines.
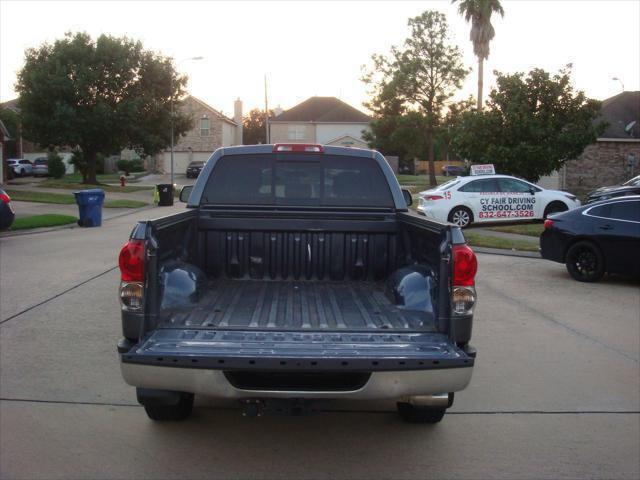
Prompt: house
<box><xmin>268</xmin><ymin>97</ymin><xmax>371</xmax><ymax>148</ymax></box>
<box><xmin>154</xmin><ymin>96</ymin><xmax>243</xmax><ymax>174</ymax></box>
<box><xmin>557</xmin><ymin>91</ymin><xmax>640</xmax><ymax>193</ymax></box>
<box><xmin>0</xmin><ymin>119</ymin><xmax>10</xmax><ymax>182</ymax></box>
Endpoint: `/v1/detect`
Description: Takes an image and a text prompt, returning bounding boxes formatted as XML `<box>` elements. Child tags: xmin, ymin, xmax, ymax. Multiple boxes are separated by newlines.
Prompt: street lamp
<box><xmin>612</xmin><ymin>77</ymin><xmax>625</xmax><ymax>92</ymax></box>
<box><xmin>170</xmin><ymin>56</ymin><xmax>204</xmax><ymax>187</ymax></box>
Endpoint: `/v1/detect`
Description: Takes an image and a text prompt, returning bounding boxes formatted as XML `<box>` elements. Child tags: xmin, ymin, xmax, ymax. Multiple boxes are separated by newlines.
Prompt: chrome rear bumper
<box><xmin>121</xmin><ymin>363</ymin><xmax>473</xmax><ymax>400</ymax></box>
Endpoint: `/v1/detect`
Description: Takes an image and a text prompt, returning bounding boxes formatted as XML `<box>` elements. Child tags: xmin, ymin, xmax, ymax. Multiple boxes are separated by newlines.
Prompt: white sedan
<box><xmin>416</xmin><ymin>174</ymin><xmax>581</xmax><ymax>228</ymax></box>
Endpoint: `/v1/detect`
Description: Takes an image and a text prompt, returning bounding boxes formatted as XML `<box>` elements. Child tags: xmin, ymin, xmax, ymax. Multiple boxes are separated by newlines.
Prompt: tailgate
<box><xmin>121</xmin><ymin>329</ymin><xmax>474</xmax><ymax>372</ymax></box>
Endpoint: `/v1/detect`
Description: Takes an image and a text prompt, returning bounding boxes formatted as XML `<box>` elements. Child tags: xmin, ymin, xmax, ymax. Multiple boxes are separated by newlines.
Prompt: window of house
<box><xmin>200</xmin><ymin>117</ymin><xmax>210</xmax><ymax>137</ymax></box>
<box><xmin>287</xmin><ymin>125</ymin><xmax>306</xmax><ymax>140</ymax></box>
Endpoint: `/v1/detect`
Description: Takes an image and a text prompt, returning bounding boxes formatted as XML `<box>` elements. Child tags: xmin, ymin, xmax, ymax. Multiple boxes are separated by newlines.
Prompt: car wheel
<box><xmin>565</xmin><ymin>241</ymin><xmax>605</xmax><ymax>282</ymax></box>
<box><xmin>397</xmin><ymin>402</ymin><xmax>446</xmax><ymax>424</ymax></box>
<box><xmin>143</xmin><ymin>392</ymin><xmax>194</xmax><ymax>421</ymax></box>
<box><xmin>544</xmin><ymin>201</ymin><xmax>568</xmax><ymax>218</ymax></box>
<box><xmin>448</xmin><ymin>206</ymin><xmax>473</xmax><ymax>228</ymax></box>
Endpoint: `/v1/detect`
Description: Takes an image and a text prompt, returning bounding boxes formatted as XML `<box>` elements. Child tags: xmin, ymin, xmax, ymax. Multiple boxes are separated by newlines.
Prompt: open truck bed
<box><xmin>159</xmin><ymin>279</ymin><xmax>436</xmax><ymax>331</ymax></box>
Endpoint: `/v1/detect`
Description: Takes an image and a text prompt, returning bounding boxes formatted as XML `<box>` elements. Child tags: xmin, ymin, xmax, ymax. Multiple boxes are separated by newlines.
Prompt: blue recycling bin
<box><xmin>74</xmin><ymin>189</ymin><xmax>105</xmax><ymax>227</ymax></box>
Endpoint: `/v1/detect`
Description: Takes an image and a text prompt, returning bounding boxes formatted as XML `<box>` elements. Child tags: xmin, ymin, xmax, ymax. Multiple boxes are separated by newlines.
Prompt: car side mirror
<box><xmin>529</xmin><ymin>187</ymin><xmax>537</xmax><ymax>195</ymax></box>
<box><xmin>402</xmin><ymin>189</ymin><xmax>413</xmax><ymax>206</ymax></box>
<box><xmin>179</xmin><ymin>185</ymin><xmax>193</xmax><ymax>203</ymax></box>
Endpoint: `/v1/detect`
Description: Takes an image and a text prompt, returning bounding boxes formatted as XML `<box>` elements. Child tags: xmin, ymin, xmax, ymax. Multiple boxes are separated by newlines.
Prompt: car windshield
<box><xmin>622</xmin><ymin>175</ymin><xmax>640</xmax><ymax>186</ymax></box>
<box><xmin>434</xmin><ymin>179</ymin><xmax>461</xmax><ymax>191</ymax></box>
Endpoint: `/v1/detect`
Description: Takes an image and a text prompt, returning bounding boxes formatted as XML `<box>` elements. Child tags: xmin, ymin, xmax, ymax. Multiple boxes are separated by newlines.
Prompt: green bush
<box><xmin>117</xmin><ymin>159</ymin><xmax>131</xmax><ymax>175</ymax></box>
<box><xmin>47</xmin><ymin>152</ymin><xmax>66</xmax><ymax>179</ymax></box>
<box><xmin>130</xmin><ymin>159</ymin><xmax>144</xmax><ymax>172</ymax></box>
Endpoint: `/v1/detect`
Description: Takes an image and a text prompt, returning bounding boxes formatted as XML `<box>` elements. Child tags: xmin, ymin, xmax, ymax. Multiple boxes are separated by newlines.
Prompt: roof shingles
<box><xmin>271</xmin><ymin>97</ymin><xmax>370</xmax><ymax>123</ymax></box>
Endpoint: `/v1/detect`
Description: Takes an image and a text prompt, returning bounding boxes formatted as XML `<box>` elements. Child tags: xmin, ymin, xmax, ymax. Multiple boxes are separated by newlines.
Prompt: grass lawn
<box><xmin>395</xmin><ymin>174</ymin><xmax>450</xmax><ymax>193</ymax></box>
<box><xmin>5</xmin><ymin>189</ymin><xmax>75</xmax><ymax>204</ymax></box>
<box><xmin>46</xmin><ymin>172</ymin><xmax>146</xmax><ymax>184</ymax></box>
<box><xmin>486</xmin><ymin>223</ymin><xmax>545</xmax><ymax>237</ymax></box>
<box><xmin>6</xmin><ymin>190</ymin><xmax>148</xmax><ymax>209</ymax></box>
<box><xmin>39</xmin><ymin>180</ymin><xmax>152</xmax><ymax>193</ymax></box>
<box><xmin>103</xmin><ymin>199</ymin><xmax>148</xmax><ymax>208</ymax></box>
<box><xmin>463</xmin><ymin>231</ymin><xmax>540</xmax><ymax>252</ymax></box>
<box><xmin>11</xmin><ymin>214</ymin><xmax>77</xmax><ymax>230</ymax></box>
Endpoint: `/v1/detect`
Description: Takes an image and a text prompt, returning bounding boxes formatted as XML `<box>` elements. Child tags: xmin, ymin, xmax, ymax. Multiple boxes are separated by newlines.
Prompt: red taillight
<box><xmin>119</xmin><ymin>240</ymin><xmax>145</xmax><ymax>282</ymax></box>
<box><xmin>452</xmin><ymin>244</ymin><xmax>477</xmax><ymax>286</ymax></box>
<box><xmin>544</xmin><ymin>219</ymin><xmax>554</xmax><ymax>229</ymax></box>
<box><xmin>423</xmin><ymin>195</ymin><xmax>444</xmax><ymax>201</ymax></box>
<box><xmin>0</xmin><ymin>193</ymin><xmax>10</xmax><ymax>203</ymax></box>
<box><xmin>273</xmin><ymin>144</ymin><xmax>324</xmax><ymax>153</ymax></box>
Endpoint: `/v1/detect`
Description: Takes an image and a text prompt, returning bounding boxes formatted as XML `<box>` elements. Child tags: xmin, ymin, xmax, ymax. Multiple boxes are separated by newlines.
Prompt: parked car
<box><xmin>441</xmin><ymin>165</ymin><xmax>466</xmax><ymax>176</ymax></box>
<box><xmin>118</xmin><ymin>144</ymin><xmax>478</xmax><ymax>423</ymax></box>
<box><xmin>586</xmin><ymin>174</ymin><xmax>640</xmax><ymax>203</ymax></box>
<box><xmin>32</xmin><ymin>157</ymin><xmax>49</xmax><ymax>177</ymax></box>
<box><xmin>417</xmin><ymin>174</ymin><xmax>581</xmax><ymax>228</ymax></box>
<box><xmin>540</xmin><ymin>196</ymin><xmax>640</xmax><ymax>282</ymax></box>
<box><xmin>0</xmin><ymin>188</ymin><xmax>15</xmax><ymax>230</ymax></box>
<box><xmin>7</xmin><ymin>159</ymin><xmax>32</xmax><ymax>177</ymax></box>
<box><xmin>185</xmin><ymin>161</ymin><xmax>205</xmax><ymax>178</ymax></box>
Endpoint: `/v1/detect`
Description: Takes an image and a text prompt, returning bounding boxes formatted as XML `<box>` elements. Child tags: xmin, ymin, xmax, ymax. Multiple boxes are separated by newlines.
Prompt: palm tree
<box><xmin>454</xmin><ymin>0</ymin><xmax>504</xmax><ymax>111</ymax></box>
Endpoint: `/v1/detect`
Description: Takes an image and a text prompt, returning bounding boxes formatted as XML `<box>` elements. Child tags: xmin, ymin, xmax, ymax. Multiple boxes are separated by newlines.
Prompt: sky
<box><xmin>1</xmin><ymin>0</ymin><xmax>639</xmax><ymax>116</ymax></box>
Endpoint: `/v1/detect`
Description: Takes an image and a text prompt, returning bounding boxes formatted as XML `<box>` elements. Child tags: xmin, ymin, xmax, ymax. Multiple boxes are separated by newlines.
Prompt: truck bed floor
<box><xmin>159</xmin><ymin>280</ymin><xmax>436</xmax><ymax>332</ymax></box>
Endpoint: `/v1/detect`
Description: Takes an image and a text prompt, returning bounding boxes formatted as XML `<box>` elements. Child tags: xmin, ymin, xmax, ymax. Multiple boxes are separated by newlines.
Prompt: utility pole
<box><xmin>264</xmin><ymin>74</ymin><xmax>270</xmax><ymax>144</ymax></box>
<box><xmin>170</xmin><ymin>56</ymin><xmax>204</xmax><ymax>186</ymax></box>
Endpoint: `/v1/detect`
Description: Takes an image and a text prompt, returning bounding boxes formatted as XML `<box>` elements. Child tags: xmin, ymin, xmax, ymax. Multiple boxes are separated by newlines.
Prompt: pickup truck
<box><xmin>117</xmin><ymin>144</ymin><xmax>478</xmax><ymax>424</ymax></box>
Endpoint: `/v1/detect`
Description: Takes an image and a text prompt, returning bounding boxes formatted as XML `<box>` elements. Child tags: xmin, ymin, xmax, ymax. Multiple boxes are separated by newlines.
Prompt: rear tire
<box><xmin>448</xmin><ymin>206</ymin><xmax>473</xmax><ymax>228</ymax></box>
<box><xmin>565</xmin><ymin>241</ymin><xmax>605</xmax><ymax>282</ymax></box>
<box><xmin>397</xmin><ymin>402</ymin><xmax>447</xmax><ymax>424</ymax></box>
<box><xmin>544</xmin><ymin>201</ymin><xmax>568</xmax><ymax>218</ymax></box>
<box><xmin>143</xmin><ymin>392</ymin><xmax>194</xmax><ymax>421</ymax></box>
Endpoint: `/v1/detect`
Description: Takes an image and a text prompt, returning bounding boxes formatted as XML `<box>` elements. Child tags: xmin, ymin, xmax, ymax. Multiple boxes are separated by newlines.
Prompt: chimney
<box><xmin>274</xmin><ymin>105</ymin><xmax>284</xmax><ymax>117</ymax></box>
<box><xmin>234</xmin><ymin>98</ymin><xmax>243</xmax><ymax>145</ymax></box>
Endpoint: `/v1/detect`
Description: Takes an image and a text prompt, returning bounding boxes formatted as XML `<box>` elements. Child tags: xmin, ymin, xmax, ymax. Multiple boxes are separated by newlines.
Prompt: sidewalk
<box><xmin>10</xmin><ymin>200</ymin><xmax>134</xmax><ymax>220</ymax></box>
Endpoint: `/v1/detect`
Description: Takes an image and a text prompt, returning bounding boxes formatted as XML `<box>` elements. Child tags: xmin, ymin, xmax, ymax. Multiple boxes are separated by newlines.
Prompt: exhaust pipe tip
<box><xmin>401</xmin><ymin>392</ymin><xmax>454</xmax><ymax>408</ymax></box>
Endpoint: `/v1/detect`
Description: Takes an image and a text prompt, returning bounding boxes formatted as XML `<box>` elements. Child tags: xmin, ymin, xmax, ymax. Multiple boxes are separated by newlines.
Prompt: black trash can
<box><xmin>157</xmin><ymin>184</ymin><xmax>174</xmax><ymax>206</ymax></box>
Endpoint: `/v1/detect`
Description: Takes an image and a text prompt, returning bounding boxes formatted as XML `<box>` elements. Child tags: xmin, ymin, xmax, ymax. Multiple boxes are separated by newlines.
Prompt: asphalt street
<box><xmin>0</xmin><ymin>207</ymin><xmax>638</xmax><ymax>479</ymax></box>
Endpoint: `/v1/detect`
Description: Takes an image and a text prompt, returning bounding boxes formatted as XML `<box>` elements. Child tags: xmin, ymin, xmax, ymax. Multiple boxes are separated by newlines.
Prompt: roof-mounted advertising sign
<box><xmin>470</xmin><ymin>164</ymin><xmax>495</xmax><ymax>176</ymax></box>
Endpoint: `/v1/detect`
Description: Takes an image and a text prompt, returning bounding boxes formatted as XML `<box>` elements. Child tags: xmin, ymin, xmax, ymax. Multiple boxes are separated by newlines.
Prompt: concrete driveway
<box><xmin>0</xmin><ymin>215</ymin><xmax>638</xmax><ymax>479</ymax></box>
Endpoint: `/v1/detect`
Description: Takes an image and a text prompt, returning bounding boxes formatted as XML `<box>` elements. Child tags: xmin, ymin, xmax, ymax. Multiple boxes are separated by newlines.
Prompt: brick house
<box><xmin>0</xmin><ymin>119</ymin><xmax>10</xmax><ymax>182</ymax></box>
<box><xmin>268</xmin><ymin>97</ymin><xmax>371</xmax><ymax>148</ymax></box>
<box><xmin>560</xmin><ymin>91</ymin><xmax>640</xmax><ymax>194</ymax></box>
<box><xmin>154</xmin><ymin>96</ymin><xmax>243</xmax><ymax>174</ymax></box>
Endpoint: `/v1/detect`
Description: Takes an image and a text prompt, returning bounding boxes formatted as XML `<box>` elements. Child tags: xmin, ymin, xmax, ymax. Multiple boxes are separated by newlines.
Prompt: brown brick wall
<box><xmin>563</xmin><ymin>140</ymin><xmax>640</xmax><ymax>194</ymax></box>
<box><xmin>173</xmin><ymin>97</ymin><xmax>227</xmax><ymax>153</ymax></box>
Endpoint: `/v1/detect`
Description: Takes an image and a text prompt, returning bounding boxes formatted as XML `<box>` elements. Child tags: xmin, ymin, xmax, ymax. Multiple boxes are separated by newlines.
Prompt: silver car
<box><xmin>7</xmin><ymin>159</ymin><xmax>33</xmax><ymax>176</ymax></box>
<box><xmin>32</xmin><ymin>157</ymin><xmax>49</xmax><ymax>177</ymax></box>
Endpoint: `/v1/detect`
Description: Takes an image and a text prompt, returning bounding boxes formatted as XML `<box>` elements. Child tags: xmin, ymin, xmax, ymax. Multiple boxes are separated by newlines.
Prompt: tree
<box><xmin>15</xmin><ymin>32</ymin><xmax>192</xmax><ymax>184</ymax></box>
<box><xmin>363</xmin><ymin>11</ymin><xmax>469</xmax><ymax>186</ymax></box>
<box><xmin>0</xmin><ymin>108</ymin><xmax>19</xmax><ymax>158</ymax></box>
<box><xmin>454</xmin><ymin>0</ymin><xmax>504</xmax><ymax>111</ymax></box>
<box><xmin>450</xmin><ymin>66</ymin><xmax>606</xmax><ymax>182</ymax></box>
<box><xmin>243</xmin><ymin>108</ymin><xmax>273</xmax><ymax>145</ymax></box>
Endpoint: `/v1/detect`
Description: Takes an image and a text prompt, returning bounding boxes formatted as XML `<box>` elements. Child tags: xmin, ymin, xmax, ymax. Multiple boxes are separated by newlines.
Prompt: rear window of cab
<box><xmin>201</xmin><ymin>154</ymin><xmax>394</xmax><ymax>208</ymax></box>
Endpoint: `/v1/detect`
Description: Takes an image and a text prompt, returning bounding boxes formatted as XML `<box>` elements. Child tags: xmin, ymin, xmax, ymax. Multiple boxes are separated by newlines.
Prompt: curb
<box><xmin>472</xmin><ymin>246</ymin><xmax>542</xmax><ymax>259</ymax></box>
<box><xmin>0</xmin><ymin>204</ymin><xmax>156</xmax><ymax>238</ymax></box>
